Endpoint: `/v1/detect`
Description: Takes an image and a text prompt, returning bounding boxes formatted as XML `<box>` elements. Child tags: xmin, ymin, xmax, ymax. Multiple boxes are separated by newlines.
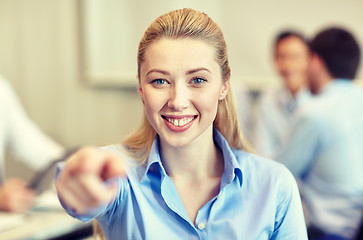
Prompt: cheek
<box><xmin>194</xmin><ymin>91</ymin><xmax>220</xmax><ymax>115</ymax></box>
<box><xmin>142</xmin><ymin>91</ymin><xmax>162</xmax><ymax>117</ymax></box>
<box><xmin>297</xmin><ymin>59</ymin><xmax>309</xmax><ymax>72</ymax></box>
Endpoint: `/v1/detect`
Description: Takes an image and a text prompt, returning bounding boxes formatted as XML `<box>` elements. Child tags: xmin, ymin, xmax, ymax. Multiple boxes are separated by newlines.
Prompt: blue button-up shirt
<box><xmin>61</xmin><ymin>129</ymin><xmax>307</xmax><ymax>240</ymax></box>
<box><xmin>276</xmin><ymin>80</ymin><xmax>363</xmax><ymax>239</ymax></box>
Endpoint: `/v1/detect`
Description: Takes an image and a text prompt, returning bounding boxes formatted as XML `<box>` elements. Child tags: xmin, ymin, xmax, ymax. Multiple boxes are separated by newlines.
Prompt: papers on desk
<box><xmin>0</xmin><ymin>189</ymin><xmax>62</xmax><ymax>233</ymax></box>
<box><xmin>0</xmin><ymin>189</ymin><xmax>92</xmax><ymax>240</ymax></box>
<box><xmin>0</xmin><ymin>212</ymin><xmax>26</xmax><ymax>232</ymax></box>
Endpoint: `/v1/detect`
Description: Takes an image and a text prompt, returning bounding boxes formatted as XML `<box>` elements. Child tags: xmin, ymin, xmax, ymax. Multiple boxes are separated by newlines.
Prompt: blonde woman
<box><xmin>56</xmin><ymin>8</ymin><xmax>307</xmax><ymax>239</ymax></box>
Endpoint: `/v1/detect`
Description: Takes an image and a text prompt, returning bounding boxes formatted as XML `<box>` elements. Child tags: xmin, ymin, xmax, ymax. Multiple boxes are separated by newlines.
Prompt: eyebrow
<box><xmin>145</xmin><ymin>67</ymin><xmax>211</xmax><ymax>77</ymax></box>
<box><xmin>145</xmin><ymin>69</ymin><xmax>170</xmax><ymax>77</ymax></box>
<box><xmin>186</xmin><ymin>68</ymin><xmax>211</xmax><ymax>75</ymax></box>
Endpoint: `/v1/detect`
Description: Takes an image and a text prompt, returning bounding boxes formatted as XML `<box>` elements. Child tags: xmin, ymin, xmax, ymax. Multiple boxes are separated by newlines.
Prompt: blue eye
<box><xmin>150</xmin><ymin>78</ymin><xmax>168</xmax><ymax>87</ymax></box>
<box><xmin>191</xmin><ymin>77</ymin><xmax>206</xmax><ymax>85</ymax></box>
<box><xmin>152</xmin><ymin>79</ymin><xmax>167</xmax><ymax>85</ymax></box>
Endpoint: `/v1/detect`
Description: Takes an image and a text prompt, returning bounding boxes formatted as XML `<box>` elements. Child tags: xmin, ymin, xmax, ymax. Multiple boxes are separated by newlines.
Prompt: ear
<box><xmin>137</xmin><ymin>75</ymin><xmax>145</xmax><ymax>104</ymax></box>
<box><xmin>219</xmin><ymin>80</ymin><xmax>230</xmax><ymax>100</ymax></box>
<box><xmin>311</xmin><ymin>53</ymin><xmax>325</xmax><ymax>69</ymax></box>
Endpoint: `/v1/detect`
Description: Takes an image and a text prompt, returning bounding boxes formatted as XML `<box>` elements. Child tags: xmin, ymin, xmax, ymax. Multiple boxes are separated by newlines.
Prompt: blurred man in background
<box><xmin>252</xmin><ymin>30</ymin><xmax>311</xmax><ymax>157</ymax></box>
<box><xmin>277</xmin><ymin>27</ymin><xmax>363</xmax><ymax>240</ymax></box>
<box><xmin>0</xmin><ymin>75</ymin><xmax>64</xmax><ymax>213</ymax></box>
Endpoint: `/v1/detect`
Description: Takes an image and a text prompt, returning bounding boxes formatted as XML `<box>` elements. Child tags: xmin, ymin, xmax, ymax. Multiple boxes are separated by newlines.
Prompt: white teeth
<box><xmin>166</xmin><ymin>117</ymin><xmax>194</xmax><ymax>127</ymax></box>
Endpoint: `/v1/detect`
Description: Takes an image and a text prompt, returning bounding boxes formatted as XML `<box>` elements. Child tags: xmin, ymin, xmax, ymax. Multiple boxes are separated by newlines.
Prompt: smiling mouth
<box><xmin>161</xmin><ymin>115</ymin><xmax>197</xmax><ymax>127</ymax></box>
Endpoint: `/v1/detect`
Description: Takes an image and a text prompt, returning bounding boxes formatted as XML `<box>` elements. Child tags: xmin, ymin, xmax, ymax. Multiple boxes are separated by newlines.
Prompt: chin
<box><xmin>160</xmin><ymin>131</ymin><xmax>195</xmax><ymax>146</ymax></box>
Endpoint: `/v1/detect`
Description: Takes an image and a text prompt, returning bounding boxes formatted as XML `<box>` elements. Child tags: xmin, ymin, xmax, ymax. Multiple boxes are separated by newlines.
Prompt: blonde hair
<box><xmin>123</xmin><ymin>8</ymin><xmax>252</xmax><ymax>163</ymax></box>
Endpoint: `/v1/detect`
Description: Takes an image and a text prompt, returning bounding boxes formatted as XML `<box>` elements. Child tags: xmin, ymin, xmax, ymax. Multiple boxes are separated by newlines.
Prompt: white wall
<box><xmin>0</xmin><ymin>0</ymin><xmax>362</xmax><ymax>152</ymax></box>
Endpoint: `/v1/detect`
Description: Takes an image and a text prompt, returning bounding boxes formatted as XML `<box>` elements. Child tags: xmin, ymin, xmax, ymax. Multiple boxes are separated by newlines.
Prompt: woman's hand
<box><xmin>0</xmin><ymin>178</ymin><xmax>35</xmax><ymax>213</ymax></box>
<box><xmin>55</xmin><ymin>147</ymin><xmax>128</xmax><ymax>214</ymax></box>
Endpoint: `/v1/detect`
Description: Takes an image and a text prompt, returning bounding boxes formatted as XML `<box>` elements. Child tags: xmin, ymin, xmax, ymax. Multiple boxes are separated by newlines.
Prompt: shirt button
<box><xmin>197</xmin><ymin>222</ymin><xmax>205</xmax><ymax>230</ymax></box>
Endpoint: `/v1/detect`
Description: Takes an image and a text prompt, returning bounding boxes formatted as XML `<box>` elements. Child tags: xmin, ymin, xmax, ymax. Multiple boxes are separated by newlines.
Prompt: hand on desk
<box><xmin>0</xmin><ymin>178</ymin><xmax>35</xmax><ymax>213</ymax></box>
<box><xmin>55</xmin><ymin>147</ymin><xmax>128</xmax><ymax>215</ymax></box>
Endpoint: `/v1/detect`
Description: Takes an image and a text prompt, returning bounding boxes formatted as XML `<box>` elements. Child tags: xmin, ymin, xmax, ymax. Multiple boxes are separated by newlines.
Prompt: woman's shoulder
<box><xmin>232</xmin><ymin>149</ymin><xmax>296</xmax><ymax>187</ymax></box>
<box><xmin>233</xmin><ymin>149</ymin><xmax>300</xmax><ymax>212</ymax></box>
<box><xmin>231</xmin><ymin>150</ymin><xmax>306</xmax><ymax>239</ymax></box>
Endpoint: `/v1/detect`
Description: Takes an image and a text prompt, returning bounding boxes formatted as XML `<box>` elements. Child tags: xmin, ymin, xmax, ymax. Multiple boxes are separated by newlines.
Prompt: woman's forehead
<box><xmin>140</xmin><ymin>38</ymin><xmax>219</xmax><ymax>74</ymax></box>
<box><xmin>146</xmin><ymin>38</ymin><xmax>214</xmax><ymax>56</ymax></box>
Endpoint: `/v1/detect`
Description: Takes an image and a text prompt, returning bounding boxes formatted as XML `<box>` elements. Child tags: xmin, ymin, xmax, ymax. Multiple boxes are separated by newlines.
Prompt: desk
<box><xmin>0</xmin><ymin>210</ymin><xmax>92</xmax><ymax>240</ymax></box>
<box><xmin>0</xmin><ymin>190</ymin><xmax>92</xmax><ymax>240</ymax></box>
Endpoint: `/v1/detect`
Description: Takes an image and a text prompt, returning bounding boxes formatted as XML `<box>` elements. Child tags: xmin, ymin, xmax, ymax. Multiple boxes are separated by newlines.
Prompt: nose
<box><xmin>168</xmin><ymin>83</ymin><xmax>189</xmax><ymax>110</ymax></box>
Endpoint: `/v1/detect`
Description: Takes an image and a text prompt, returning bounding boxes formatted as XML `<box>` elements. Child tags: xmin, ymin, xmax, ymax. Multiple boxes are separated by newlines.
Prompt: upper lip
<box><xmin>161</xmin><ymin>114</ymin><xmax>197</xmax><ymax>119</ymax></box>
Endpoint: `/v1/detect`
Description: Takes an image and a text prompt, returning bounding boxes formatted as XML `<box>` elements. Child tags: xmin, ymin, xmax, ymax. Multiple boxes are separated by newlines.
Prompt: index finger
<box><xmin>65</xmin><ymin>147</ymin><xmax>128</xmax><ymax>181</ymax></box>
<box><xmin>100</xmin><ymin>151</ymin><xmax>129</xmax><ymax>181</ymax></box>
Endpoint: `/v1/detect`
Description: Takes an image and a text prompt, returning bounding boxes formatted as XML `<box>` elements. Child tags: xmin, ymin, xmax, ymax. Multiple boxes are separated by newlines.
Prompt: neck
<box><xmin>160</xmin><ymin>129</ymin><xmax>224</xmax><ymax>181</ymax></box>
<box><xmin>316</xmin><ymin>72</ymin><xmax>333</xmax><ymax>94</ymax></box>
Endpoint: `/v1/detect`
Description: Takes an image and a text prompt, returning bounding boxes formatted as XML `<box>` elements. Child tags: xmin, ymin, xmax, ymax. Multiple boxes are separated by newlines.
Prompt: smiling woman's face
<box><xmin>138</xmin><ymin>38</ymin><xmax>229</xmax><ymax>148</ymax></box>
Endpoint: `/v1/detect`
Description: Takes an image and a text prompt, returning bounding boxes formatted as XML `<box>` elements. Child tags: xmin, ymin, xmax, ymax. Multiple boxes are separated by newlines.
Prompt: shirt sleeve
<box><xmin>275</xmin><ymin>111</ymin><xmax>321</xmax><ymax>178</ymax></box>
<box><xmin>2</xmin><ymin>78</ymin><xmax>65</xmax><ymax>170</ymax></box>
<box><xmin>271</xmin><ymin>167</ymin><xmax>308</xmax><ymax>240</ymax></box>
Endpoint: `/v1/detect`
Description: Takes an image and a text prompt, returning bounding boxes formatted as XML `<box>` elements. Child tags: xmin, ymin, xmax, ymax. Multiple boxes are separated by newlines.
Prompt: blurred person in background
<box><xmin>277</xmin><ymin>27</ymin><xmax>363</xmax><ymax>240</ymax></box>
<box><xmin>0</xmin><ymin>75</ymin><xmax>65</xmax><ymax>213</ymax></box>
<box><xmin>251</xmin><ymin>30</ymin><xmax>311</xmax><ymax>158</ymax></box>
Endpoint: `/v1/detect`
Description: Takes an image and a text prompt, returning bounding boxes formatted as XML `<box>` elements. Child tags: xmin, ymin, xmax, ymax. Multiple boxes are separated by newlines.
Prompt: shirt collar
<box><xmin>213</xmin><ymin>129</ymin><xmax>243</xmax><ymax>188</ymax></box>
<box><xmin>136</xmin><ymin>135</ymin><xmax>167</xmax><ymax>183</ymax></box>
<box><xmin>139</xmin><ymin>128</ymin><xmax>243</xmax><ymax>188</ymax></box>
